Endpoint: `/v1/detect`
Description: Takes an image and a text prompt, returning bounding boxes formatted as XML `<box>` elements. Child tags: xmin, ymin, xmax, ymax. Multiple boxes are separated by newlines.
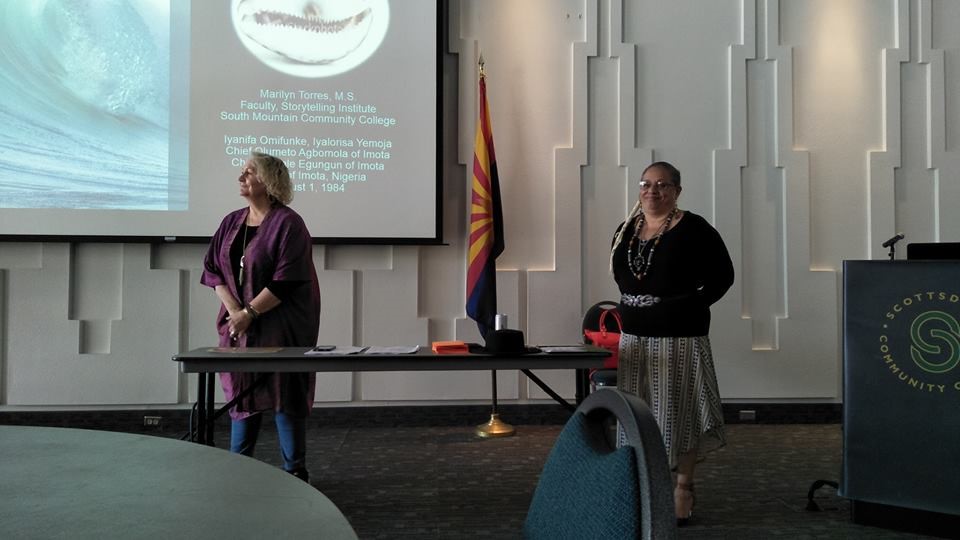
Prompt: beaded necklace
<box><xmin>626</xmin><ymin>206</ymin><xmax>678</xmax><ymax>281</ymax></box>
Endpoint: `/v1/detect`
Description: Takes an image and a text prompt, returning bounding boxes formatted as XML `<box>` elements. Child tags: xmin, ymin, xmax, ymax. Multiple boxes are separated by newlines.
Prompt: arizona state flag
<box><xmin>466</xmin><ymin>69</ymin><xmax>504</xmax><ymax>337</ymax></box>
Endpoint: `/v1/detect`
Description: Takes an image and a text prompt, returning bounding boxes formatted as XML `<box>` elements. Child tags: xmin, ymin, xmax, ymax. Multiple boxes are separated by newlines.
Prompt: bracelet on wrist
<box><xmin>244</xmin><ymin>304</ymin><xmax>260</xmax><ymax>319</ymax></box>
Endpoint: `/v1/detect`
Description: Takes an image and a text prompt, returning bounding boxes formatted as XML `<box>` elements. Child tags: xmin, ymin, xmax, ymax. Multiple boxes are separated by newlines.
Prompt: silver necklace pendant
<box><xmin>626</xmin><ymin>207</ymin><xmax>677</xmax><ymax>281</ymax></box>
<box><xmin>238</xmin><ymin>218</ymin><xmax>250</xmax><ymax>287</ymax></box>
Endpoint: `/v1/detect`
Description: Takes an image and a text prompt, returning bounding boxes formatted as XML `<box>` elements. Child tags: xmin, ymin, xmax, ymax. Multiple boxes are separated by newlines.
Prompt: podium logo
<box><xmin>909</xmin><ymin>311</ymin><xmax>960</xmax><ymax>374</ymax></box>
<box><xmin>879</xmin><ymin>292</ymin><xmax>960</xmax><ymax>395</ymax></box>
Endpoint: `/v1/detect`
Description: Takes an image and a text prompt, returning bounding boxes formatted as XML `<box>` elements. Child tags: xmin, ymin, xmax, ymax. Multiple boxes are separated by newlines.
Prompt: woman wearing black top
<box><xmin>610</xmin><ymin>161</ymin><xmax>734</xmax><ymax>526</ymax></box>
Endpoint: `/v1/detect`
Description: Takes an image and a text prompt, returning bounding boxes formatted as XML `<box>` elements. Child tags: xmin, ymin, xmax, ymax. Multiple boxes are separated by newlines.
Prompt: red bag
<box><xmin>583</xmin><ymin>309</ymin><xmax>622</xmax><ymax>369</ymax></box>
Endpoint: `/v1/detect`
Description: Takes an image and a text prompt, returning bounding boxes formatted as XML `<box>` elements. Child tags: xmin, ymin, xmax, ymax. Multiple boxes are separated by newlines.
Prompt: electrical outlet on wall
<box><xmin>143</xmin><ymin>416</ymin><xmax>162</xmax><ymax>427</ymax></box>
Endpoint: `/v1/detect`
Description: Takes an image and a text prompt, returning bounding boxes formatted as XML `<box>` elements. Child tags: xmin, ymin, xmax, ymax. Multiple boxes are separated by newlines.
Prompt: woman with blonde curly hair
<box><xmin>201</xmin><ymin>152</ymin><xmax>321</xmax><ymax>482</ymax></box>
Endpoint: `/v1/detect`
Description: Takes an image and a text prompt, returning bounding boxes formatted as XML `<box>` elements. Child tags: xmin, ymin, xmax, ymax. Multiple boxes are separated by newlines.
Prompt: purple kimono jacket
<box><xmin>201</xmin><ymin>205</ymin><xmax>321</xmax><ymax>419</ymax></box>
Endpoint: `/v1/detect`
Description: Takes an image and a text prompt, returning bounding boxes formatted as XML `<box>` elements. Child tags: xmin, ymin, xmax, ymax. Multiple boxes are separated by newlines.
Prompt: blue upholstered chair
<box><xmin>524</xmin><ymin>388</ymin><xmax>675</xmax><ymax>539</ymax></box>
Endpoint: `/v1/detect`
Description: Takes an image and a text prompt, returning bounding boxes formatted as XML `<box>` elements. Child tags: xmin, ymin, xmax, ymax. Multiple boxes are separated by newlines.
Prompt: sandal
<box><xmin>674</xmin><ymin>482</ymin><xmax>695</xmax><ymax>527</ymax></box>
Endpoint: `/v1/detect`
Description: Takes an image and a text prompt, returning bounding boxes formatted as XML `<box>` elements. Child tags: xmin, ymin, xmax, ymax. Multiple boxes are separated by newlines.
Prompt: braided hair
<box><xmin>609</xmin><ymin>198</ymin><xmax>643</xmax><ymax>273</ymax></box>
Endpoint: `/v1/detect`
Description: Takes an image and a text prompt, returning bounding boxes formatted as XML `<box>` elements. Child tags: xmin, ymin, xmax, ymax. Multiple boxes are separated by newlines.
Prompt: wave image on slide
<box><xmin>0</xmin><ymin>0</ymin><xmax>173</xmax><ymax>210</ymax></box>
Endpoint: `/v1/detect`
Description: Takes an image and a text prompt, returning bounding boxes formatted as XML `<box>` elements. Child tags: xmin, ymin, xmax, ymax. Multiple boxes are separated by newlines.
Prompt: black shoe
<box><xmin>675</xmin><ymin>482</ymin><xmax>694</xmax><ymax>527</ymax></box>
<box><xmin>287</xmin><ymin>467</ymin><xmax>310</xmax><ymax>483</ymax></box>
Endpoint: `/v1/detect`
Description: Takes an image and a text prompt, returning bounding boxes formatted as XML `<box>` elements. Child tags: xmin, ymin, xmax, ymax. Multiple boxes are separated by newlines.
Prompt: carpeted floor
<box><xmin>200</xmin><ymin>420</ymin><xmax>945</xmax><ymax>539</ymax></box>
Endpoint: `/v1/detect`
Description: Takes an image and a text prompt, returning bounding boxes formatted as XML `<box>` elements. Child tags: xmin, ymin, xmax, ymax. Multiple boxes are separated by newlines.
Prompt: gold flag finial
<box><xmin>478</xmin><ymin>53</ymin><xmax>485</xmax><ymax>78</ymax></box>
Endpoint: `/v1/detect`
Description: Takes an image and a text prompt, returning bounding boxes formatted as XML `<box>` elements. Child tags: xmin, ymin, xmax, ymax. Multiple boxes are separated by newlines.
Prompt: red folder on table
<box><xmin>432</xmin><ymin>340</ymin><xmax>469</xmax><ymax>354</ymax></box>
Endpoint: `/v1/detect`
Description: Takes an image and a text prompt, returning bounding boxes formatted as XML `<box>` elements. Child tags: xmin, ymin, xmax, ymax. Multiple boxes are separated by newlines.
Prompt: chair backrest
<box><xmin>581</xmin><ymin>300</ymin><xmax>620</xmax><ymax>343</ymax></box>
<box><xmin>524</xmin><ymin>388</ymin><xmax>676</xmax><ymax>540</ymax></box>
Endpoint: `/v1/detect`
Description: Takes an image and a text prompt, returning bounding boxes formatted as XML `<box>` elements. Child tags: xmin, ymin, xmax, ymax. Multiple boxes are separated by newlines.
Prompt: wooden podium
<box><xmin>841</xmin><ymin>261</ymin><xmax>960</xmax><ymax>528</ymax></box>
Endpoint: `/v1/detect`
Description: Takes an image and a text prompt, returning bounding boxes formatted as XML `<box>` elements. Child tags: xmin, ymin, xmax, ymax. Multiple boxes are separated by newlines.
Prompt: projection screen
<box><xmin>0</xmin><ymin>0</ymin><xmax>441</xmax><ymax>243</ymax></box>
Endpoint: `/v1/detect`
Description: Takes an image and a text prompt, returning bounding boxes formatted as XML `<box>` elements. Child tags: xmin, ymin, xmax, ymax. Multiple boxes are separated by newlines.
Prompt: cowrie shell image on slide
<box><xmin>232</xmin><ymin>0</ymin><xmax>389</xmax><ymax>78</ymax></box>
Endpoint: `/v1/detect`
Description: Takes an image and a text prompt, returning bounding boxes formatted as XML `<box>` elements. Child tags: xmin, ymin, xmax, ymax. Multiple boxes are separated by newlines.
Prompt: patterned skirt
<box><xmin>617</xmin><ymin>333</ymin><xmax>726</xmax><ymax>468</ymax></box>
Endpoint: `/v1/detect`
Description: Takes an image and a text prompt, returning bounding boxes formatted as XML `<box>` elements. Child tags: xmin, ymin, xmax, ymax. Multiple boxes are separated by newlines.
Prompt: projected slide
<box><xmin>0</xmin><ymin>0</ymin><xmax>439</xmax><ymax>242</ymax></box>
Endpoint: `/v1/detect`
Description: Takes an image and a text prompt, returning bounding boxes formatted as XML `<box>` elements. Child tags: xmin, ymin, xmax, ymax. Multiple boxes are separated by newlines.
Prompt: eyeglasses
<box><xmin>638</xmin><ymin>180</ymin><xmax>677</xmax><ymax>191</ymax></box>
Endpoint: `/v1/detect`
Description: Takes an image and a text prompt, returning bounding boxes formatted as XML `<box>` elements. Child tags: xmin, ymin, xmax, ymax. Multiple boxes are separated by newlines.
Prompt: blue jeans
<box><xmin>230</xmin><ymin>411</ymin><xmax>306</xmax><ymax>472</ymax></box>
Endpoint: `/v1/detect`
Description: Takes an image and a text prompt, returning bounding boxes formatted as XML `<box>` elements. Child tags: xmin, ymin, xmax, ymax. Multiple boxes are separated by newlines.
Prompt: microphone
<box><xmin>882</xmin><ymin>233</ymin><xmax>905</xmax><ymax>248</ymax></box>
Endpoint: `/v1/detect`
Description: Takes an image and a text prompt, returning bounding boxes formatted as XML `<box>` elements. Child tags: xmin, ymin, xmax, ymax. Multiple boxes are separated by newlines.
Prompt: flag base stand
<box><xmin>476</xmin><ymin>369</ymin><xmax>515</xmax><ymax>438</ymax></box>
<box><xmin>475</xmin><ymin>413</ymin><xmax>515</xmax><ymax>438</ymax></box>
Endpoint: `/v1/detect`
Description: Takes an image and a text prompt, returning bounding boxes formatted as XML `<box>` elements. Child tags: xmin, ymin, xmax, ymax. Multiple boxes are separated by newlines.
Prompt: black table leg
<box><xmin>195</xmin><ymin>373</ymin><xmax>207</xmax><ymax>444</ymax></box>
<box><xmin>193</xmin><ymin>373</ymin><xmax>270</xmax><ymax>447</ymax></box>
<box><xmin>575</xmin><ymin>368</ymin><xmax>590</xmax><ymax>404</ymax></box>
<box><xmin>204</xmin><ymin>374</ymin><xmax>216</xmax><ymax>446</ymax></box>
<box><xmin>521</xmin><ymin>369</ymin><xmax>575</xmax><ymax>412</ymax></box>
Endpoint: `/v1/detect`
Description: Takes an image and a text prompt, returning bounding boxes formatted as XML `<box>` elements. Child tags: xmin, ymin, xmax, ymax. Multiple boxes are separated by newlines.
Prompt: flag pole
<box><xmin>476</xmin><ymin>369</ymin><xmax>514</xmax><ymax>437</ymax></box>
<box><xmin>477</xmin><ymin>313</ymin><xmax>514</xmax><ymax>437</ymax></box>
<box><xmin>470</xmin><ymin>54</ymin><xmax>513</xmax><ymax>438</ymax></box>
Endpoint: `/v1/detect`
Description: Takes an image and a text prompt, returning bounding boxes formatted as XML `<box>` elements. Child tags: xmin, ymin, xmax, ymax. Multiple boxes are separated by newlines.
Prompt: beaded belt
<box><xmin>620</xmin><ymin>293</ymin><xmax>661</xmax><ymax>308</ymax></box>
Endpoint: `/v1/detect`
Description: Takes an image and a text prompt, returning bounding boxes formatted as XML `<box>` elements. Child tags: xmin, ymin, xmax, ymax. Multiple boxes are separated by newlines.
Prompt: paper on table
<box><xmin>364</xmin><ymin>345</ymin><xmax>420</xmax><ymax>354</ymax></box>
<box><xmin>539</xmin><ymin>345</ymin><xmax>592</xmax><ymax>353</ymax></box>
<box><xmin>208</xmin><ymin>347</ymin><xmax>284</xmax><ymax>353</ymax></box>
<box><xmin>304</xmin><ymin>346</ymin><xmax>368</xmax><ymax>355</ymax></box>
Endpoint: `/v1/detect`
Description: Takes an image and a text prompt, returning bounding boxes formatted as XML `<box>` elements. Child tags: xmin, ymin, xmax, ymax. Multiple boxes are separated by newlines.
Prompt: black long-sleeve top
<box><xmin>611</xmin><ymin>211</ymin><xmax>734</xmax><ymax>337</ymax></box>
